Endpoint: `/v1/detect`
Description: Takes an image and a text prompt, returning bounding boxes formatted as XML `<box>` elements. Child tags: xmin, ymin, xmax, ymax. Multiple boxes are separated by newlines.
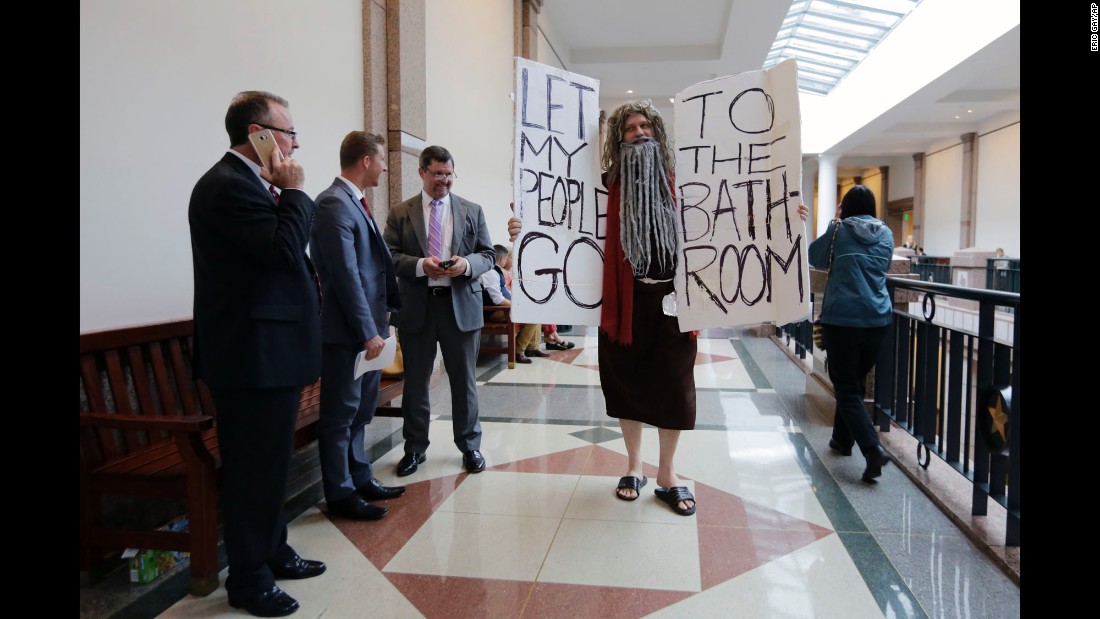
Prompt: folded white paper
<box><xmin>354</xmin><ymin>335</ymin><xmax>397</xmax><ymax>379</ymax></box>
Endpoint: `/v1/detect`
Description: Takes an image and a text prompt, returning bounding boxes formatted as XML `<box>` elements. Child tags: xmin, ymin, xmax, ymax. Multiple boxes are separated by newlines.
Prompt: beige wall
<box><xmin>425</xmin><ymin>0</ymin><xmax>517</xmax><ymax>246</ymax></box>
<box><xmin>80</xmin><ymin>0</ymin><xmax>1020</xmax><ymax>333</ymax></box>
<box><xmin>975</xmin><ymin>114</ymin><xmax>1021</xmax><ymax>257</ymax></box>
<box><xmin>80</xmin><ymin>0</ymin><xmax>365</xmax><ymax>332</ymax></box>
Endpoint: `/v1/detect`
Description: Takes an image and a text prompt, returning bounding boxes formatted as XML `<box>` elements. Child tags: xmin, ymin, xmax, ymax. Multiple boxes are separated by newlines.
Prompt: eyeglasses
<box><xmin>255</xmin><ymin>123</ymin><xmax>298</xmax><ymax>139</ymax></box>
<box><xmin>426</xmin><ymin>171</ymin><xmax>456</xmax><ymax>181</ymax></box>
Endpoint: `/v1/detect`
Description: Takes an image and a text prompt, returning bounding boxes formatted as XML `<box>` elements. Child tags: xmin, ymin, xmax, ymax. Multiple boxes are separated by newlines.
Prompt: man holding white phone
<box><xmin>189</xmin><ymin>90</ymin><xmax>324</xmax><ymax>618</ymax></box>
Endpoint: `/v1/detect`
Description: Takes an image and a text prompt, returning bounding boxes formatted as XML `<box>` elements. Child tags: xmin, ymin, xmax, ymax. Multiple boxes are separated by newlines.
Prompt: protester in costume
<box><xmin>509</xmin><ymin>99</ymin><xmax>808</xmax><ymax>516</ymax></box>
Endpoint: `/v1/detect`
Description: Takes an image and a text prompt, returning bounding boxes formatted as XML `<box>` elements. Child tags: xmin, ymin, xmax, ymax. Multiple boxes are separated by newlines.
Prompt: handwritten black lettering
<box><xmin>682</xmin><ymin>90</ymin><xmax>723</xmax><ymax>139</ymax></box>
<box><xmin>516</xmin><ymin>232</ymin><xmax>604</xmax><ymax>308</ymax></box>
<box><xmin>520</xmin><ymin>68</ymin><xmax>545</xmax><ymax>131</ymax></box>
<box><xmin>728</xmin><ymin>88</ymin><xmax>774</xmax><ymax>134</ymax></box>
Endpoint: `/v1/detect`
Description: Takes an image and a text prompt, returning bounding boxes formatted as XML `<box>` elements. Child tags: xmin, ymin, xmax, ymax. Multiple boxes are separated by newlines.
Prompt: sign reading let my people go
<box><xmin>510</xmin><ymin>57</ymin><xmax>604</xmax><ymax>326</ymax></box>
<box><xmin>673</xmin><ymin>59</ymin><xmax>809</xmax><ymax>331</ymax></box>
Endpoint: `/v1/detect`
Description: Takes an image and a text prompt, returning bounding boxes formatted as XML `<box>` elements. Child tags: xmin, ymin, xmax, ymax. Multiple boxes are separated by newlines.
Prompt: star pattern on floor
<box><xmin>328</xmin><ymin>445</ymin><xmax>833</xmax><ymax>618</ymax></box>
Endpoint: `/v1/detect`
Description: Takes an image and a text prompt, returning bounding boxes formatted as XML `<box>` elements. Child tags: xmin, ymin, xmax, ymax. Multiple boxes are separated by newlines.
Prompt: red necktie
<box><xmin>269</xmin><ymin>184</ymin><xmax>280</xmax><ymax>204</ymax></box>
<box><xmin>360</xmin><ymin>196</ymin><xmax>372</xmax><ymax>218</ymax></box>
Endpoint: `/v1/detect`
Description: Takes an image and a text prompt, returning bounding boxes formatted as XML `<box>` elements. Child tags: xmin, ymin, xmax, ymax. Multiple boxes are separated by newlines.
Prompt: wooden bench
<box><xmin>480</xmin><ymin>305</ymin><xmax>518</xmax><ymax>368</ymax></box>
<box><xmin>79</xmin><ymin>319</ymin><xmax>403</xmax><ymax>595</ymax></box>
<box><xmin>375</xmin><ymin>376</ymin><xmax>404</xmax><ymax>417</ymax></box>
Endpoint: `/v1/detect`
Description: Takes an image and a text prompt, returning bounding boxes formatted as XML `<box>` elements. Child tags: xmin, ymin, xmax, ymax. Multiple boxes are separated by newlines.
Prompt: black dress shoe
<box><xmin>862</xmin><ymin>444</ymin><xmax>891</xmax><ymax>482</ymax></box>
<box><xmin>228</xmin><ymin>585</ymin><xmax>300</xmax><ymax>617</ymax></box>
<box><xmin>327</xmin><ymin>494</ymin><xmax>388</xmax><ymax>520</ymax></box>
<box><xmin>515</xmin><ymin>354</ymin><xmax>532</xmax><ymax>364</ymax></box>
<box><xmin>545</xmin><ymin>341</ymin><xmax>575</xmax><ymax>351</ymax></box>
<box><xmin>269</xmin><ymin>555</ymin><xmax>326</xmax><ymax>580</ymax></box>
<box><xmin>525</xmin><ymin>349</ymin><xmax>550</xmax><ymax>358</ymax></box>
<box><xmin>359</xmin><ymin>477</ymin><xmax>406</xmax><ymax>501</ymax></box>
<box><xmin>463</xmin><ymin>449</ymin><xmax>486</xmax><ymax>473</ymax></box>
<box><xmin>828</xmin><ymin>438</ymin><xmax>853</xmax><ymax>456</ymax></box>
<box><xmin>396</xmin><ymin>452</ymin><xmax>426</xmax><ymax>476</ymax></box>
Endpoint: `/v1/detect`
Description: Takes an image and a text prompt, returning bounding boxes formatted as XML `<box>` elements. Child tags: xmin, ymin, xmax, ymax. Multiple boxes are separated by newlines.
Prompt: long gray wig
<box><xmin>619</xmin><ymin>137</ymin><xmax>678</xmax><ymax>277</ymax></box>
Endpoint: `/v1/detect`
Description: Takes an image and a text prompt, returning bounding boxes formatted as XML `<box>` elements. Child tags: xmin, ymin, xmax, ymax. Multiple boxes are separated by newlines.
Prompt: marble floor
<box><xmin>154</xmin><ymin>325</ymin><xmax>1019</xmax><ymax>618</ymax></box>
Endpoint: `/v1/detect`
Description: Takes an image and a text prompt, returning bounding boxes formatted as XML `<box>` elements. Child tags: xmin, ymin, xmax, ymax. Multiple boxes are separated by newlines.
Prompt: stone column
<box><xmin>879</xmin><ymin>165</ymin><xmax>889</xmax><ymax>213</ymax></box>
<box><xmin>817</xmin><ymin>153</ymin><xmax>839</xmax><ymax>238</ymax></box>
<box><xmin>362</xmin><ymin>0</ymin><xmax>390</xmax><ymax>218</ymax></box>
<box><xmin>385</xmin><ymin>0</ymin><xmax>428</xmax><ymax>211</ymax></box>
<box><xmin>519</xmin><ymin>0</ymin><xmax>541</xmax><ymax>60</ymax></box>
<box><xmin>912</xmin><ymin>153</ymin><xmax>925</xmax><ymax>247</ymax></box>
<box><xmin>801</xmin><ymin>156</ymin><xmax>818</xmax><ymax>237</ymax></box>
<box><xmin>959</xmin><ymin>132</ymin><xmax>978</xmax><ymax>249</ymax></box>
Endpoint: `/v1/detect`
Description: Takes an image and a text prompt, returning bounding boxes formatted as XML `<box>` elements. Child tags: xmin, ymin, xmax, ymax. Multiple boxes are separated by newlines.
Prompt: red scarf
<box><xmin>600</xmin><ymin>181</ymin><xmax>634</xmax><ymax>344</ymax></box>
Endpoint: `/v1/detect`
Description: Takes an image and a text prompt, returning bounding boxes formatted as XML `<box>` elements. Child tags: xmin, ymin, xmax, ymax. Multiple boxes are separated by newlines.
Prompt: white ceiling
<box><xmin>539</xmin><ymin>0</ymin><xmax>1020</xmax><ymax>175</ymax></box>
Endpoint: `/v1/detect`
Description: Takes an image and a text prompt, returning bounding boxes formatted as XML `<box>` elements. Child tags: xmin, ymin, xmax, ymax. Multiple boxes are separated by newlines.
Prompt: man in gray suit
<box><xmin>311</xmin><ymin>131</ymin><xmax>406</xmax><ymax>520</ymax></box>
<box><xmin>383</xmin><ymin>145</ymin><xmax>495</xmax><ymax>476</ymax></box>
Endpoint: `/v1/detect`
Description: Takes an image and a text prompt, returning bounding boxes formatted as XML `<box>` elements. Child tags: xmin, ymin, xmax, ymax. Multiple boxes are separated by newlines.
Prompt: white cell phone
<box><xmin>248</xmin><ymin>129</ymin><xmax>283</xmax><ymax>170</ymax></box>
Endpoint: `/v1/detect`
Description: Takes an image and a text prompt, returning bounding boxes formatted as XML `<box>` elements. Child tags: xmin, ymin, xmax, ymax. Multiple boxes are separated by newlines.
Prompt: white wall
<box><xmin>922</xmin><ymin>142</ymin><xmax>963</xmax><ymax>256</ymax></box>
<box><xmin>888</xmin><ymin>155</ymin><xmax>915</xmax><ymax>200</ymax></box>
<box><xmin>975</xmin><ymin>114</ymin><xmax>1020</xmax><ymax>257</ymax></box>
<box><xmin>80</xmin><ymin>0</ymin><xmax>363</xmax><ymax>332</ymax></box>
<box><xmin>536</xmin><ymin>15</ymin><xmax>567</xmax><ymax>70</ymax></box>
<box><xmin>425</xmin><ymin>0</ymin><xmax>516</xmax><ymax>247</ymax></box>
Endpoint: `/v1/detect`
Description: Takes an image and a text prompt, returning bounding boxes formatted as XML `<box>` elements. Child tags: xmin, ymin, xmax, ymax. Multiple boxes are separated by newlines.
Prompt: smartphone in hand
<box><xmin>439</xmin><ymin>259</ymin><xmax>456</xmax><ymax>269</ymax></box>
<box><xmin>248</xmin><ymin>129</ymin><xmax>283</xmax><ymax>170</ymax></box>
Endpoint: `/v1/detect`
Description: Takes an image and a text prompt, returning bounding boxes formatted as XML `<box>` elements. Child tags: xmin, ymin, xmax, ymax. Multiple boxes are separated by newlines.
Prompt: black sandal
<box><xmin>615</xmin><ymin>476</ymin><xmax>647</xmax><ymax>501</ymax></box>
<box><xmin>654</xmin><ymin>486</ymin><xmax>697</xmax><ymax>516</ymax></box>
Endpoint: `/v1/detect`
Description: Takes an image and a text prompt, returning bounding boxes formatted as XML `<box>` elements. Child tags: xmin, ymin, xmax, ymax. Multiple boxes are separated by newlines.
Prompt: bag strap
<box><xmin>824</xmin><ymin>219</ymin><xmax>840</xmax><ymax>272</ymax></box>
<box><xmin>818</xmin><ymin>220</ymin><xmax>842</xmax><ymax>302</ymax></box>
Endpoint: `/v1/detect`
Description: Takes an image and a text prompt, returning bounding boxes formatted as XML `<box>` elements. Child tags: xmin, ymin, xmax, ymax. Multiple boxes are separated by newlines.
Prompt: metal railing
<box><xmin>873</xmin><ymin>277</ymin><xmax>1020</xmax><ymax>546</ymax></box>
<box><xmin>910</xmin><ymin>255</ymin><xmax>952</xmax><ymax>284</ymax></box>
<box><xmin>986</xmin><ymin>257</ymin><xmax>1020</xmax><ymax>294</ymax></box>
<box><xmin>776</xmin><ymin>278</ymin><xmax>1020</xmax><ymax>547</ymax></box>
<box><xmin>777</xmin><ymin>293</ymin><xmax>815</xmax><ymax>359</ymax></box>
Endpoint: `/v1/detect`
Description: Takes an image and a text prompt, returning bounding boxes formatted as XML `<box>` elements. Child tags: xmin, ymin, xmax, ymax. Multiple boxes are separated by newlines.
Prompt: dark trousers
<box><xmin>318</xmin><ymin>343</ymin><xmax>380</xmax><ymax>502</ymax></box>
<box><xmin>823</xmin><ymin>324</ymin><xmax>889</xmax><ymax>457</ymax></box>
<box><xmin>210</xmin><ymin>386</ymin><xmax>302</xmax><ymax>596</ymax></box>
<box><xmin>399</xmin><ymin>294</ymin><xmax>482</xmax><ymax>454</ymax></box>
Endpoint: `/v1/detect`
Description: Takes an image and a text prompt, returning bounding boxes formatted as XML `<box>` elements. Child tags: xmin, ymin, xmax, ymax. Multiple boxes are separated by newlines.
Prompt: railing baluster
<box><xmin>946</xmin><ymin>330</ymin><xmax>964</xmax><ymax>464</ymax></box>
<box><xmin>972</xmin><ymin>300</ymin><xmax>996</xmax><ymax>516</ymax></box>
<box><xmin>1007</xmin><ymin>301</ymin><xmax>1021</xmax><ymax>545</ymax></box>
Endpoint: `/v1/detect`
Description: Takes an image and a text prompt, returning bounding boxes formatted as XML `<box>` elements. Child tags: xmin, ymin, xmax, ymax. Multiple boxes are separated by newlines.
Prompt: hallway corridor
<box><xmin>152</xmin><ymin>325</ymin><xmax>1019</xmax><ymax>618</ymax></box>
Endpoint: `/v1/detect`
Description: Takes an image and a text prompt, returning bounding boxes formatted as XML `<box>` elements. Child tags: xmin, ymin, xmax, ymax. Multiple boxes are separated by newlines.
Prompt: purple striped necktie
<box><xmin>428</xmin><ymin>199</ymin><xmax>443</xmax><ymax>258</ymax></box>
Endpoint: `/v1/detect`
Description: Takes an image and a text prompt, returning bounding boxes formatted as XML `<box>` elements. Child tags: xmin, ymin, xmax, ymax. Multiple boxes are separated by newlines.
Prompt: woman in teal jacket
<box><xmin>808</xmin><ymin>185</ymin><xmax>894</xmax><ymax>482</ymax></box>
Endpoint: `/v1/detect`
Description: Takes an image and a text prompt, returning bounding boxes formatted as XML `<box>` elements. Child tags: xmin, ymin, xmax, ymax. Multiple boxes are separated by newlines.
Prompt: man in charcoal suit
<box><xmin>382</xmin><ymin>145</ymin><xmax>495</xmax><ymax>477</ymax></box>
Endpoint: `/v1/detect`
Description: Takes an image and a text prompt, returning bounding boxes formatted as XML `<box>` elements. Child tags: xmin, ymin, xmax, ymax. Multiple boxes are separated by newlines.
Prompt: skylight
<box><xmin>764</xmin><ymin>0</ymin><xmax>923</xmax><ymax>95</ymax></box>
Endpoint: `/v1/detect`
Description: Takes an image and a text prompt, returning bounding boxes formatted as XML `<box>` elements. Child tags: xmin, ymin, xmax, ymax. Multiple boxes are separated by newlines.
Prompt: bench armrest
<box><xmin>79</xmin><ymin>411</ymin><xmax>214</xmax><ymax>433</ymax></box>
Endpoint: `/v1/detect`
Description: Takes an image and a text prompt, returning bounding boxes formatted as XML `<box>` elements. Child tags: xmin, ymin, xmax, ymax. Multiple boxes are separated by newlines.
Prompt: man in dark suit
<box><xmin>383</xmin><ymin>145</ymin><xmax>495</xmax><ymax>477</ymax></box>
<box><xmin>189</xmin><ymin>91</ymin><xmax>325</xmax><ymax>618</ymax></box>
<box><xmin>311</xmin><ymin>131</ymin><xmax>406</xmax><ymax>521</ymax></box>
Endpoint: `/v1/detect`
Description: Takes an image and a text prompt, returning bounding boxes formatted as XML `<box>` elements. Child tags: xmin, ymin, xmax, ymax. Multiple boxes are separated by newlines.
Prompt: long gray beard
<box><xmin>620</xmin><ymin>138</ymin><xmax>678</xmax><ymax>277</ymax></box>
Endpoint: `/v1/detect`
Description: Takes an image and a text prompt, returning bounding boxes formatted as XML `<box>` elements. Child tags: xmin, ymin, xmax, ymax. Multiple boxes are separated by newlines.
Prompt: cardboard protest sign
<box><xmin>672</xmin><ymin>59</ymin><xmax>808</xmax><ymax>331</ymax></box>
<box><xmin>511</xmin><ymin>57</ymin><xmax>604</xmax><ymax>325</ymax></box>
